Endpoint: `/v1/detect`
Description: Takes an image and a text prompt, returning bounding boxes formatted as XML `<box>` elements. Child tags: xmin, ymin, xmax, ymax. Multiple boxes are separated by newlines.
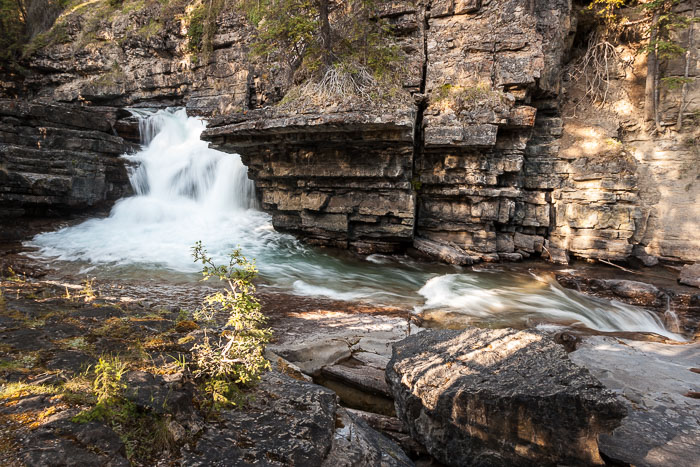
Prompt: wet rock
<box><xmin>181</xmin><ymin>370</ymin><xmax>337</xmax><ymax>466</ymax></box>
<box><xmin>555</xmin><ymin>274</ymin><xmax>668</xmax><ymax>307</ymax></box>
<box><xmin>322</xmin><ymin>408</ymin><xmax>414</xmax><ymax>467</ymax></box>
<box><xmin>605</xmin><ymin>279</ymin><xmax>667</xmax><ymax>306</ymax></box>
<box><xmin>412</xmin><ymin>237</ymin><xmax>480</xmax><ymax>266</ymax></box>
<box><xmin>386</xmin><ymin>328</ymin><xmax>626</xmax><ymax>466</ymax></box>
<box><xmin>570</xmin><ymin>336</ymin><xmax>700</xmax><ymax>467</ymax></box>
<box><xmin>679</xmin><ymin>263</ymin><xmax>700</xmax><ymax>288</ymax></box>
<box><xmin>555</xmin><ymin>271</ymin><xmax>700</xmax><ymax>335</ymax></box>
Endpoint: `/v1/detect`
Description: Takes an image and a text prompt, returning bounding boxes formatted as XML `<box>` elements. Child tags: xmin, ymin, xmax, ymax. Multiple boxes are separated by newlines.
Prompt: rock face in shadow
<box><xmin>323</xmin><ymin>408</ymin><xmax>414</xmax><ymax>467</ymax></box>
<box><xmin>385</xmin><ymin>328</ymin><xmax>627</xmax><ymax>466</ymax></box>
<box><xmin>204</xmin><ymin>108</ymin><xmax>417</xmax><ymax>253</ymax></box>
<box><xmin>0</xmin><ymin>99</ymin><xmax>133</xmax><ymax>232</ymax></box>
<box><xmin>570</xmin><ymin>336</ymin><xmax>700</xmax><ymax>467</ymax></box>
<box><xmin>181</xmin><ymin>370</ymin><xmax>413</xmax><ymax>466</ymax></box>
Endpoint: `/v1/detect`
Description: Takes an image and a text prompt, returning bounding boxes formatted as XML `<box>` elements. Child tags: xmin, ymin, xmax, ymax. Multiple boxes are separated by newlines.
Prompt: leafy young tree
<box><xmin>581</xmin><ymin>0</ymin><xmax>695</xmax><ymax>130</ymax></box>
<box><xmin>191</xmin><ymin>241</ymin><xmax>271</xmax><ymax>408</ymax></box>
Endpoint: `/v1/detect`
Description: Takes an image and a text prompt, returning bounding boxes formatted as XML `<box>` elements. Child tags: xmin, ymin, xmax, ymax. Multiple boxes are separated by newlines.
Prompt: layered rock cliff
<box><xmin>203</xmin><ymin>0</ymin><xmax>699</xmax><ymax>265</ymax></box>
<box><xmin>0</xmin><ymin>99</ymin><xmax>133</xmax><ymax>235</ymax></box>
<box><xmin>2</xmin><ymin>0</ymin><xmax>699</xmax><ymax>266</ymax></box>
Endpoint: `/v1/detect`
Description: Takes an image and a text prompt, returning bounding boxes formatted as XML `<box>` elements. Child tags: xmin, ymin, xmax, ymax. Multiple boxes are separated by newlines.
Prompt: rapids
<box><xmin>28</xmin><ymin>109</ymin><xmax>685</xmax><ymax>341</ymax></box>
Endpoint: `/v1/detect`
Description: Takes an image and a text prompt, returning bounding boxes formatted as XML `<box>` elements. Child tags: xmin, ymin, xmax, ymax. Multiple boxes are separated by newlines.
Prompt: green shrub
<box><xmin>92</xmin><ymin>355</ymin><xmax>127</xmax><ymax>402</ymax></box>
<box><xmin>244</xmin><ymin>0</ymin><xmax>404</xmax><ymax>96</ymax></box>
<box><xmin>190</xmin><ymin>242</ymin><xmax>271</xmax><ymax>408</ymax></box>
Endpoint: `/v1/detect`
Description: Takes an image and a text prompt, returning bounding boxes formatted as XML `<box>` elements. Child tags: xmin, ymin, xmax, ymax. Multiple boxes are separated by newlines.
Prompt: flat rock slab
<box><xmin>269</xmin><ymin>309</ymin><xmax>415</xmax><ymax>375</ymax></box>
<box><xmin>679</xmin><ymin>263</ymin><xmax>700</xmax><ymax>288</ymax></box>
<box><xmin>0</xmin><ymin>328</ymin><xmax>50</xmax><ymax>351</ymax></box>
<box><xmin>386</xmin><ymin>327</ymin><xmax>627</xmax><ymax>467</ymax></box>
<box><xmin>321</xmin><ymin>361</ymin><xmax>391</xmax><ymax>397</ymax></box>
<box><xmin>570</xmin><ymin>336</ymin><xmax>700</xmax><ymax>467</ymax></box>
<box><xmin>44</xmin><ymin>350</ymin><xmax>94</xmax><ymax>374</ymax></box>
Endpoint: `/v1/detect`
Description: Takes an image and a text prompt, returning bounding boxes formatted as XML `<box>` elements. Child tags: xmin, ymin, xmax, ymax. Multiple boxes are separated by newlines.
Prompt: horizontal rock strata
<box><xmin>202</xmin><ymin>0</ymin><xmax>575</xmax><ymax>259</ymax></box>
<box><xmin>205</xmin><ymin>108</ymin><xmax>417</xmax><ymax>252</ymax></box>
<box><xmin>1</xmin><ymin>0</ymin><xmax>698</xmax><ymax>264</ymax></box>
<box><xmin>0</xmin><ymin>99</ymin><xmax>133</xmax><ymax>226</ymax></box>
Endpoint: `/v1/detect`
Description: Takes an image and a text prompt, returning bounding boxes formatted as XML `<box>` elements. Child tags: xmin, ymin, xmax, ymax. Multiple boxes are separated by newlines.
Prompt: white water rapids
<box><xmin>28</xmin><ymin>109</ymin><xmax>685</xmax><ymax>341</ymax></box>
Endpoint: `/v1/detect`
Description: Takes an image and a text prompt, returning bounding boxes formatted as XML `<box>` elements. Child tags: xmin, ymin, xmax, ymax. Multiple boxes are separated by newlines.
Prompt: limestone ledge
<box><xmin>204</xmin><ymin>108</ymin><xmax>417</xmax><ymax>253</ymax></box>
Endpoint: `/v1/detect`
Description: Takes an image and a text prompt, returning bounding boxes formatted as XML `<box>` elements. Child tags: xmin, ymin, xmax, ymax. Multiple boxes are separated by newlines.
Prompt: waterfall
<box><xmin>124</xmin><ymin>108</ymin><xmax>257</xmax><ymax>209</ymax></box>
<box><xmin>31</xmin><ymin>108</ymin><xmax>262</xmax><ymax>270</ymax></box>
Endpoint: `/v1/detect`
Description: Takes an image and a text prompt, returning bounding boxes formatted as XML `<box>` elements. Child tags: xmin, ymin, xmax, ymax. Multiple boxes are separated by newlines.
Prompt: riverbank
<box><xmin>1</xmin><ymin>249</ymin><xmax>698</xmax><ymax>465</ymax></box>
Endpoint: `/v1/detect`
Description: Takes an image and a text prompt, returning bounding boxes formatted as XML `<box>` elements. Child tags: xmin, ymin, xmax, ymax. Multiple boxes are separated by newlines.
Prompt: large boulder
<box><xmin>386</xmin><ymin>328</ymin><xmax>627</xmax><ymax>466</ymax></box>
<box><xmin>181</xmin><ymin>371</ymin><xmax>338</xmax><ymax>466</ymax></box>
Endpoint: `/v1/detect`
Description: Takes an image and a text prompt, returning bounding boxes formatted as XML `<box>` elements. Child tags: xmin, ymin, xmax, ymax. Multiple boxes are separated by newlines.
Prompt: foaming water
<box><xmin>416</xmin><ymin>273</ymin><xmax>683</xmax><ymax>340</ymax></box>
<box><xmin>28</xmin><ymin>109</ymin><xmax>686</xmax><ymax>341</ymax></box>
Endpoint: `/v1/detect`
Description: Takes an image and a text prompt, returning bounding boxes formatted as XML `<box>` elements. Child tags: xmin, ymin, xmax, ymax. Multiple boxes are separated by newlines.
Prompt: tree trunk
<box><xmin>644</xmin><ymin>11</ymin><xmax>660</xmax><ymax>127</ymax></box>
<box><xmin>654</xmin><ymin>38</ymin><xmax>662</xmax><ymax>132</ymax></box>
<box><xmin>16</xmin><ymin>0</ymin><xmax>27</xmax><ymax>22</ymax></box>
<box><xmin>318</xmin><ymin>0</ymin><xmax>332</xmax><ymax>66</ymax></box>
<box><xmin>677</xmin><ymin>1</ymin><xmax>696</xmax><ymax>129</ymax></box>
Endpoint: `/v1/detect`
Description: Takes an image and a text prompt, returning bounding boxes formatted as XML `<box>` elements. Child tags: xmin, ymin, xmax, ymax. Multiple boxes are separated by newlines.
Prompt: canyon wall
<box><xmin>0</xmin><ymin>99</ymin><xmax>133</xmax><ymax>236</ymax></box>
<box><xmin>1</xmin><ymin>0</ymin><xmax>698</xmax><ymax>265</ymax></box>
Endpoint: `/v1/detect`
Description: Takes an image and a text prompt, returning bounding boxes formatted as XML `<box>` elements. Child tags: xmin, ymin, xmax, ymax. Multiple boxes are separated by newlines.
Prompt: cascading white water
<box><xmin>28</xmin><ymin>109</ymin><xmax>686</xmax><ymax>341</ymax></box>
<box><xmin>415</xmin><ymin>273</ymin><xmax>682</xmax><ymax>339</ymax></box>
<box><xmin>31</xmin><ymin>108</ymin><xmax>261</xmax><ymax>270</ymax></box>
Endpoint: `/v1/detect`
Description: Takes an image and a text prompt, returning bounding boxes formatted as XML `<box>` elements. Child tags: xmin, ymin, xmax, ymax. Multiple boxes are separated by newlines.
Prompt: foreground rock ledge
<box><xmin>386</xmin><ymin>328</ymin><xmax>627</xmax><ymax>466</ymax></box>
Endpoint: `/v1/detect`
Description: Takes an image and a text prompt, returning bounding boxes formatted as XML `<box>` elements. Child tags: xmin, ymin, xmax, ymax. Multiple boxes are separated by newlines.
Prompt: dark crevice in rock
<box><xmin>410</xmin><ymin>4</ymin><xmax>430</xmax><ymax>240</ymax></box>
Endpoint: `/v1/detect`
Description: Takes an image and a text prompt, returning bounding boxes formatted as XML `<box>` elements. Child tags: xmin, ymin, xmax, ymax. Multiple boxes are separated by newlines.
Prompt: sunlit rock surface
<box><xmin>570</xmin><ymin>336</ymin><xmax>700</xmax><ymax>467</ymax></box>
<box><xmin>679</xmin><ymin>263</ymin><xmax>700</xmax><ymax>288</ymax></box>
<box><xmin>386</xmin><ymin>328</ymin><xmax>626</xmax><ymax>466</ymax></box>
